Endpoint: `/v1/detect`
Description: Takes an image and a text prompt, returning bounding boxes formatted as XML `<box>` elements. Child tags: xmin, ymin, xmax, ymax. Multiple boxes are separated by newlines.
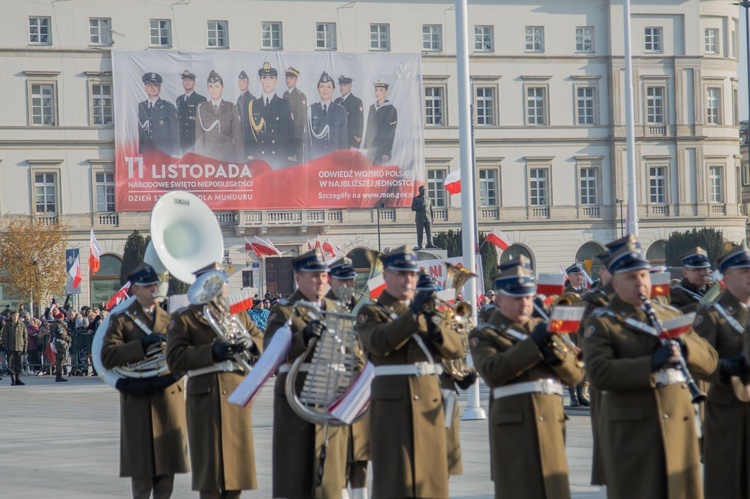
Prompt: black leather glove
<box><xmin>141</xmin><ymin>334</ymin><xmax>164</xmax><ymax>353</ymax></box>
<box><xmin>425</xmin><ymin>313</ymin><xmax>443</xmax><ymax>344</ymax></box>
<box><xmin>410</xmin><ymin>290</ymin><xmax>434</xmax><ymax>315</ymax></box>
<box><xmin>651</xmin><ymin>343</ymin><xmax>677</xmax><ymax>372</ymax></box>
<box><xmin>233</xmin><ymin>335</ymin><xmax>256</xmax><ymax>354</ymax></box>
<box><xmin>212</xmin><ymin>342</ymin><xmax>235</xmax><ymax>362</ymax></box>
<box><xmin>719</xmin><ymin>356</ymin><xmax>750</xmax><ymax>384</ymax></box>
<box><xmin>530</xmin><ymin>322</ymin><xmax>551</xmax><ymax>347</ymax></box>
<box><xmin>303</xmin><ymin>320</ymin><xmax>326</xmax><ymax>347</ymax></box>
<box><xmin>455</xmin><ymin>369</ymin><xmax>478</xmax><ymax>390</ymax></box>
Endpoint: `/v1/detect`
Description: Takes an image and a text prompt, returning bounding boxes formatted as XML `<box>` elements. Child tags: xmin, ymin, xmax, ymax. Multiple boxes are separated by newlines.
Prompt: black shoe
<box><xmin>425</xmin><ymin>244</ymin><xmax>438</xmax><ymax>249</ymax></box>
<box><xmin>10</xmin><ymin>374</ymin><xmax>15</xmax><ymax>386</ymax></box>
<box><xmin>413</xmin><ymin>246</ymin><xmax>423</xmax><ymax>251</ymax></box>
<box><xmin>15</xmin><ymin>377</ymin><xmax>25</xmax><ymax>386</ymax></box>
<box><xmin>55</xmin><ymin>376</ymin><xmax>68</xmax><ymax>383</ymax></box>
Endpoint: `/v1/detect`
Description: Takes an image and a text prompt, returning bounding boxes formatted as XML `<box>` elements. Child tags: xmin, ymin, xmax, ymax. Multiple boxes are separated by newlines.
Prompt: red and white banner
<box><xmin>89</xmin><ymin>229</ymin><xmax>103</xmax><ymax>275</ymax></box>
<box><xmin>245</xmin><ymin>236</ymin><xmax>282</xmax><ymax>258</ymax></box>
<box><xmin>444</xmin><ymin>169</ymin><xmax>461</xmax><ymax>194</ymax></box>
<box><xmin>484</xmin><ymin>228</ymin><xmax>511</xmax><ymax>251</ymax></box>
<box><xmin>367</xmin><ymin>274</ymin><xmax>387</xmax><ymax>299</ymax></box>
<box><xmin>548</xmin><ymin>306</ymin><xmax>585</xmax><ymax>334</ymax></box>
<box><xmin>660</xmin><ymin>313</ymin><xmax>695</xmax><ymax>339</ymax></box>
<box><xmin>650</xmin><ymin>272</ymin><xmax>671</xmax><ymax>297</ymax></box>
<box><xmin>106</xmin><ymin>281</ymin><xmax>131</xmax><ymax>310</ymax></box>
<box><xmin>228</xmin><ymin>288</ymin><xmax>255</xmax><ymax>315</ymax></box>
<box><xmin>68</xmin><ymin>256</ymin><xmax>82</xmax><ymax>290</ymax></box>
<box><xmin>112</xmin><ymin>50</ymin><xmax>423</xmax><ymax>211</ymax></box>
<box><xmin>537</xmin><ymin>273</ymin><xmax>566</xmax><ymax>296</ymax></box>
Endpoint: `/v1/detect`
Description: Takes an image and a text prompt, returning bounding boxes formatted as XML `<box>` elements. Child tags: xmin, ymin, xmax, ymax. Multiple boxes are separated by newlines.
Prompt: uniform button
<box><xmin>662</xmin><ymin>414</ymin><xmax>669</xmax><ymax>419</ymax></box>
<box><xmin>222</xmin><ymin>390</ymin><xmax>228</xmax><ymax>395</ymax></box>
<box><xmin>413</xmin><ymin>395</ymin><xmax>419</xmax><ymax>400</ymax></box>
<box><xmin>272</xmin><ymin>140</ymin><xmax>275</xmax><ymax>143</ymax></box>
<box><xmin>539</xmin><ymin>416</ymin><xmax>544</xmax><ymax>422</ymax></box>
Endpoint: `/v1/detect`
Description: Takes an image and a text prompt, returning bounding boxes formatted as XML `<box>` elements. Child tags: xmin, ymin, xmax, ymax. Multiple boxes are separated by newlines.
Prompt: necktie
<box><xmin>149</xmin><ymin>102</ymin><xmax>153</xmax><ymax>110</ymax></box>
<box><xmin>266</xmin><ymin>97</ymin><xmax>270</xmax><ymax>106</ymax></box>
<box><xmin>323</xmin><ymin>104</ymin><xmax>327</xmax><ymax>117</ymax></box>
<box><xmin>214</xmin><ymin>103</ymin><xmax>218</xmax><ymax>112</ymax></box>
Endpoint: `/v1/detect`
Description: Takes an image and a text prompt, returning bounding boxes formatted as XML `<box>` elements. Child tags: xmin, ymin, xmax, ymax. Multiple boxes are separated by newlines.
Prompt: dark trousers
<box><xmin>416</xmin><ymin>220</ymin><xmax>432</xmax><ymax>248</ymax></box>
<box><xmin>131</xmin><ymin>474</ymin><xmax>175</xmax><ymax>499</ymax></box>
<box><xmin>8</xmin><ymin>351</ymin><xmax>23</xmax><ymax>375</ymax></box>
<box><xmin>199</xmin><ymin>491</ymin><xmax>241</xmax><ymax>499</ymax></box>
<box><xmin>55</xmin><ymin>343</ymin><xmax>68</xmax><ymax>375</ymax></box>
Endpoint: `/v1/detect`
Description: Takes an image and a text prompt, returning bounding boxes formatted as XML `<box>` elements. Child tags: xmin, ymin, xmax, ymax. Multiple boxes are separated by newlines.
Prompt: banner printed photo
<box><xmin>112</xmin><ymin>50</ymin><xmax>424</xmax><ymax>211</ymax></box>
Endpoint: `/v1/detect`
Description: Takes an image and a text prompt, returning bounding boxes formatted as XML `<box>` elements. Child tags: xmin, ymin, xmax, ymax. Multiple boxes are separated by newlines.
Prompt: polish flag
<box><xmin>106</xmin><ymin>281</ymin><xmax>131</xmax><ymax>310</ymax></box>
<box><xmin>89</xmin><ymin>228</ymin><xmax>103</xmax><ymax>275</ymax></box>
<box><xmin>245</xmin><ymin>236</ymin><xmax>283</xmax><ymax>258</ymax></box>
<box><xmin>483</xmin><ymin>228</ymin><xmax>511</xmax><ymax>251</ymax></box>
<box><xmin>650</xmin><ymin>273</ymin><xmax>671</xmax><ymax>297</ymax></box>
<box><xmin>661</xmin><ymin>313</ymin><xmax>695</xmax><ymax>339</ymax></box>
<box><xmin>536</xmin><ymin>273</ymin><xmax>566</xmax><ymax>296</ymax></box>
<box><xmin>444</xmin><ymin>170</ymin><xmax>461</xmax><ymax>195</ymax></box>
<box><xmin>228</xmin><ymin>288</ymin><xmax>255</xmax><ymax>315</ymax></box>
<box><xmin>322</xmin><ymin>238</ymin><xmax>341</xmax><ymax>258</ymax></box>
<box><xmin>68</xmin><ymin>255</ymin><xmax>82</xmax><ymax>290</ymax></box>
<box><xmin>548</xmin><ymin>306</ymin><xmax>585</xmax><ymax>333</ymax></box>
<box><xmin>367</xmin><ymin>274</ymin><xmax>387</xmax><ymax>299</ymax></box>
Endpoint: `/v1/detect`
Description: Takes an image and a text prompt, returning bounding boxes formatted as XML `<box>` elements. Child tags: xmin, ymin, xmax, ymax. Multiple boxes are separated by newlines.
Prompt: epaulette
<box><xmin>474</xmin><ymin>320</ymin><xmax>497</xmax><ymax>332</ymax></box>
<box><xmin>590</xmin><ymin>307</ymin><xmax>613</xmax><ymax>318</ymax></box>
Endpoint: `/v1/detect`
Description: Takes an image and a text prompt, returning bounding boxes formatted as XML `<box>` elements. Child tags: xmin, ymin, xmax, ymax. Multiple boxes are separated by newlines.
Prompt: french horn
<box><xmin>441</xmin><ymin>262</ymin><xmax>479</xmax><ymax>384</ymax></box>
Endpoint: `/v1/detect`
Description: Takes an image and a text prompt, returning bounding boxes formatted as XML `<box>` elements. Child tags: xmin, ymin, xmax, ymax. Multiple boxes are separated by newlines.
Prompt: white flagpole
<box><xmin>623</xmin><ymin>0</ymin><xmax>639</xmax><ymax>235</ymax></box>
<box><xmin>456</xmin><ymin>0</ymin><xmax>486</xmax><ymax>421</ymax></box>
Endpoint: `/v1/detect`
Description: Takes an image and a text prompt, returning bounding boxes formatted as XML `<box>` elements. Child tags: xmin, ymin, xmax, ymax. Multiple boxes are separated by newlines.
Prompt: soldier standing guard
<box><xmin>176</xmin><ymin>70</ymin><xmax>207</xmax><ymax>155</ymax></box>
<box><xmin>236</xmin><ymin>71</ymin><xmax>256</xmax><ymax>160</ymax></box>
<box><xmin>305</xmin><ymin>72</ymin><xmax>348</xmax><ymax>162</ymax></box>
<box><xmin>193</xmin><ymin>70</ymin><xmax>244</xmax><ymax>163</ymax></box>
<box><xmin>356</xmin><ymin>246</ymin><xmax>463</xmax><ymax>499</ymax></box>
<box><xmin>100</xmin><ymin>263</ymin><xmax>189</xmax><ymax>499</ymax></box>
<box><xmin>167</xmin><ymin>263</ymin><xmax>264</xmax><ymax>499</ymax></box>
<box><xmin>584</xmin><ymin>240</ymin><xmax>718</xmax><ymax>499</ymax></box>
<box><xmin>692</xmin><ymin>245</ymin><xmax>750</xmax><ymax>499</ymax></box>
<box><xmin>283</xmin><ymin>67</ymin><xmax>307</xmax><ymax>163</ymax></box>
<box><xmin>51</xmin><ymin>311</ymin><xmax>71</xmax><ymax>382</ymax></box>
<box><xmin>1</xmin><ymin>311</ymin><xmax>27</xmax><ymax>386</ymax></box>
<box><xmin>138</xmin><ymin>72</ymin><xmax>180</xmax><ymax>157</ymax></box>
<box><xmin>469</xmin><ymin>266</ymin><xmax>584</xmax><ymax>499</ymax></box>
<box><xmin>670</xmin><ymin>247</ymin><xmax>716</xmax><ymax>312</ymax></box>
<box><xmin>363</xmin><ymin>80</ymin><xmax>397</xmax><ymax>165</ymax></box>
<box><xmin>334</xmin><ymin>75</ymin><xmax>364</xmax><ymax>150</ymax></box>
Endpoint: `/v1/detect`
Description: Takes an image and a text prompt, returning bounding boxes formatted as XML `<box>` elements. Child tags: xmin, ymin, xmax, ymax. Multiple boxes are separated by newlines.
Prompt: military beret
<box><xmin>679</xmin><ymin>247</ymin><xmax>711</xmax><ymax>269</ymax></box>
<box><xmin>374</xmin><ymin>79</ymin><xmax>389</xmax><ymax>90</ymax></box>
<box><xmin>181</xmin><ymin>70</ymin><xmax>196</xmax><ymax>80</ymax></box>
<box><xmin>381</xmin><ymin>245</ymin><xmax>419</xmax><ymax>271</ymax></box>
<box><xmin>292</xmin><ymin>248</ymin><xmax>329</xmax><ymax>272</ymax></box>
<box><xmin>329</xmin><ymin>257</ymin><xmax>357</xmax><ymax>280</ymax></box>
<box><xmin>207</xmin><ymin>70</ymin><xmax>223</xmax><ymax>85</ymax></box>
<box><xmin>494</xmin><ymin>266</ymin><xmax>536</xmax><ymax>297</ymax></box>
<box><xmin>54</xmin><ymin>312</ymin><xmax>65</xmax><ymax>320</ymax></box>
<box><xmin>339</xmin><ymin>75</ymin><xmax>353</xmax><ymax>84</ymax></box>
<box><xmin>238</xmin><ymin>70</ymin><xmax>249</xmax><ymax>80</ymax></box>
<box><xmin>318</xmin><ymin>71</ymin><xmax>335</xmax><ymax>87</ymax></box>
<box><xmin>259</xmin><ymin>62</ymin><xmax>278</xmax><ymax>77</ymax></box>
<box><xmin>566</xmin><ymin>263</ymin><xmax>584</xmax><ymax>275</ymax></box>
<box><xmin>127</xmin><ymin>263</ymin><xmax>161</xmax><ymax>286</ymax></box>
<box><xmin>142</xmin><ymin>72</ymin><xmax>163</xmax><ymax>86</ymax></box>
<box><xmin>285</xmin><ymin>67</ymin><xmax>300</xmax><ymax>78</ymax></box>
<box><xmin>717</xmin><ymin>246</ymin><xmax>750</xmax><ymax>273</ymax></box>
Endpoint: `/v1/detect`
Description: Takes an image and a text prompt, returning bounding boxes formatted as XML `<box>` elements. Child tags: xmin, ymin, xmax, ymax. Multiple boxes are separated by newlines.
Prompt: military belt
<box><xmin>187</xmin><ymin>360</ymin><xmax>240</xmax><ymax>378</ymax></box>
<box><xmin>374</xmin><ymin>362</ymin><xmax>443</xmax><ymax>377</ymax></box>
<box><xmin>492</xmin><ymin>378</ymin><xmax>563</xmax><ymax>400</ymax></box>
<box><xmin>655</xmin><ymin>368</ymin><xmax>687</xmax><ymax>388</ymax></box>
<box><xmin>278</xmin><ymin>362</ymin><xmax>312</xmax><ymax>374</ymax></box>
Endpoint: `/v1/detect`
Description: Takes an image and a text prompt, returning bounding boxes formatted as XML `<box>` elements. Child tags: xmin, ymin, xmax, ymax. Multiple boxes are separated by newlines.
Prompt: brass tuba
<box><xmin>441</xmin><ymin>262</ymin><xmax>479</xmax><ymax>383</ymax></box>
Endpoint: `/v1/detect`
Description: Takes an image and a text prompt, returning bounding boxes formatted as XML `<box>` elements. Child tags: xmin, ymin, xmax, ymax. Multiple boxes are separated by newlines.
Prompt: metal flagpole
<box><xmin>623</xmin><ymin>0</ymin><xmax>639</xmax><ymax>235</ymax></box>
<box><xmin>456</xmin><ymin>0</ymin><xmax>486</xmax><ymax>421</ymax></box>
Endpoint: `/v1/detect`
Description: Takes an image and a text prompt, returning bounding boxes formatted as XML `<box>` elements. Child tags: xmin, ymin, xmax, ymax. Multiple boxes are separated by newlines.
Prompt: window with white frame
<box><xmin>29</xmin><ymin>17</ymin><xmax>51</xmax><ymax>45</ymax></box>
<box><xmin>649</xmin><ymin>166</ymin><xmax>667</xmax><ymax>204</ymax></box>
<box><xmin>35</xmin><ymin>173</ymin><xmax>57</xmax><ymax>214</ymax></box>
<box><xmin>706</xmin><ymin>87</ymin><xmax>721</xmax><ymax>125</ymax></box>
<box><xmin>475</xmin><ymin>87</ymin><xmax>496</xmax><ymax>126</ymax></box>
<box><xmin>30</xmin><ymin>83</ymin><xmax>56</xmax><ymax>126</ymax></box>
<box><xmin>422</xmin><ymin>25</ymin><xmax>442</xmax><ymax>52</ymax></box>
<box><xmin>529</xmin><ymin>168</ymin><xmax>548</xmax><ymax>206</ymax></box>
<box><xmin>525</xmin><ymin>26</ymin><xmax>544</xmax><ymax>52</ymax></box>
<box><xmin>579</xmin><ymin>167</ymin><xmax>598</xmax><ymax>205</ymax></box>
<box><xmin>207</xmin><ymin>21</ymin><xmax>228</xmax><ymax>48</ymax></box>
<box><xmin>91</xmin><ymin>84</ymin><xmax>113</xmax><ymax>126</ymax></box>
<box><xmin>89</xmin><ymin>18</ymin><xmax>112</xmax><ymax>46</ymax></box>
<box><xmin>150</xmin><ymin>19</ymin><xmax>171</xmax><ymax>47</ymax></box>
<box><xmin>261</xmin><ymin>22</ymin><xmax>282</xmax><ymax>49</ymax></box>
<box><xmin>479</xmin><ymin>169</ymin><xmax>498</xmax><ymax>206</ymax></box>
<box><xmin>427</xmin><ymin>169</ymin><xmax>447</xmax><ymax>207</ymax></box>
<box><xmin>646</xmin><ymin>86</ymin><xmax>665</xmax><ymax>124</ymax></box>
<box><xmin>576</xmin><ymin>27</ymin><xmax>594</xmax><ymax>52</ymax></box>
<box><xmin>424</xmin><ymin>87</ymin><xmax>445</xmax><ymax>126</ymax></box>
<box><xmin>709</xmin><ymin>166</ymin><xmax>723</xmax><ymax>203</ymax></box>
<box><xmin>475</xmin><ymin>26</ymin><xmax>493</xmax><ymax>52</ymax></box>
<box><xmin>316</xmin><ymin>23</ymin><xmax>336</xmax><ymax>50</ymax></box>
<box><xmin>576</xmin><ymin>87</ymin><xmax>596</xmax><ymax>125</ymax></box>
<box><xmin>645</xmin><ymin>27</ymin><xmax>663</xmax><ymax>52</ymax></box>
<box><xmin>370</xmin><ymin>24</ymin><xmax>390</xmax><ymax>51</ymax></box>
<box><xmin>96</xmin><ymin>172</ymin><xmax>116</xmax><ymax>212</ymax></box>
<box><xmin>526</xmin><ymin>87</ymin><xmax>547</xmax><ymax>126</ymax></box>
<box><xmin>705</xmin><ymin>28</ymin><xmax>718</xmax><ymax>54</ymax></box>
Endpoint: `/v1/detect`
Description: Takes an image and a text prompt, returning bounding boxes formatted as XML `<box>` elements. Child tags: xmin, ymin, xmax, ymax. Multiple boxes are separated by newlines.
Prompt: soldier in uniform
<box><xmin>194</xmin><ymin>71</ymin><xmax>244</xmax><ymax>163</ymax></box>
<box><xmin>236</xmin><ymin>71</ymin><xmax>256</xmax><ymax>160</ymax></box>
<box><xmin>356</xmin><ymin>246</ymin><xmax>463</xmax><ymax>498</ymax></box>
<box><xmin>138</xmin><ymin>72</ymin><xmax>180</xmax><ymax>157</ymax></box>
<box><xmin>166</xmin><ymin>263</ymin><xmax>264</xmax><ymax>499</ymax></box>
<box><xmin>363</xmin><ymin>80</ymin><xmax>398</xmax><ymax>165</ymax></box>
<box><xmin>325</xmin><ymin>258</ymin><xmax>370</xmax><ymax>499</ymax></box>
<box><xmin>334</xmin><ymin>75</ymin><xmax>364</xmax><ymax>150</ymax></box>
<box><xmin>51</xmin><ymin>311</ymin><xmax>71</xmax><ymax>382</ymax></box>
<box><xmin>176</xmin><ymin>70</ymin><xmax>207</xmax><ymax>155</ymax></box>
<box><xmin>1</xmin><ymin>311</ymin><xmax>27</xmax><ymax>386</ymax></box>
<box><xmin>305</xmin><ymin>72</ymin><xmax>348</xmax><ymax>162</ymax></box>
<box><xmin>247</xmin><ymin>63</ymin><xmax>296</xmax><ymax>169</ymax></box>
<box><xmin>469</xmin><ymin>266</ymin><xmax>584</xmax><ymax>499</ymax></box>
<box><xmin>583</xmin><ymin>240</ymin><xmax>718</xmax><ymax>499</ymax></box>
<box><xmin>263</xmin><ymin>249</ymin><xmax>349</xmax><ymax>498</ymax></box>
<box><xmin>670</xmin><ymin>247</ymin><xmax>715</xmax><ymax>312</ymax></box>
<box><xmin>692</xmin><ymin>245</ymin><xmax>750</xmax><ymax>499</ymax></box>
<box><xmin>100</xmin><ymin>263</ymin><xmax>189</xmax><ymax>499</ymax></box>
<box><xmin>282</xmin><ymin>67</ymin><xmax>306</xmax><ymax>163</ymax></box>
<box><xmin>563</xmin><ymin>263</ymin><xmax>586</xmax><ymax>293</ymax></box>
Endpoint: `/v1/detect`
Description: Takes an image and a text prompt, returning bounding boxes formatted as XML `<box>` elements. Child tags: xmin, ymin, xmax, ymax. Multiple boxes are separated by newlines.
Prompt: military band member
<box><xmin>305</xmin><ymin>72</ymin><xmax>348</xmax><ymax>162</ymax></box>
<box><xmin>247</xmin><ymin>63</ymin><xmax>296</xmax><ymax>169</ymax></box>
<box><xmin>670</xmin><ymin>247</ymin><xmax>715</xmax><ymax>313</ymax></box>
<box><xmin>356</xmin><ymin>246</ymin><xmax>463</xmax><ymax>498</ymax></box>
<box><xmin>263</xmin><ymin>249</ymin><xmax>349</xmax><ymax>498</ymax></box>
<box><xmin>692</xmin><ymin>245</ymin><xmax>750</xmax><ymax>499</ymax></box>
<box><xmin>363</xmin><ymin>80</ymin><xmax>397</xmax><ymax>165</ymax></box>
<box><xmin>194</xmin><ymin>70</ymin><xmax>244</xmax><ymax>163</ymax></box>
<box><xmin>469</xmin><ymin>266</ymin><xmax>584</xmax><ymax>499</ymax></box>
<box><xmin>326</xmin><ymin>258</ymin><xmax>371</xmax><ymax>499</ymax></box>
<box><xmin>176</xmin><ymin>70</ymin><xmax>207</xmax><ymax>155</ymax></box>
<box><xmin>138</xmin><ymin>72</ymin><xmax>180</xmax><ymax>157</ymax></box>
<box><xmin>236</xmin><ymin>71</ymin><xmax>256</xmax><ymax>160</ymax></box>
<box><xmin>101</xmin><ymin>263</ymin><xmax>189</xmax><ymax>499</ymax></box>
<box><xmin>583</xmin><ymin>241</ymin><xmax>718</xmax><ymax>499</ymax></box>
<box><xmin>166</xmin><ymin>263</ymin><xmax>264</xmax><ymax>499</ymax></box>
<box><xmin>283</xmin><ymin>67</ymin><xmax>307</xmax><ymax>163</ymax></box>
<box><xmin>334</xmin><ymin>75</ymin><xmax>364</xmax><ymax>150</ymax></box>
<box><xmin>563</xmin><ymin>263</ymin><xmax>586</xmax><ymax>294</ymax></box>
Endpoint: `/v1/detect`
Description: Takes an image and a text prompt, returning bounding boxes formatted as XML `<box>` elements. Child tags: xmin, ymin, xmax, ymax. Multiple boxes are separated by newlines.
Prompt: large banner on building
<box><xmin>112</xmin><ymin>50</ymin><xmax>423</xmax><ymax>211</ymax></box>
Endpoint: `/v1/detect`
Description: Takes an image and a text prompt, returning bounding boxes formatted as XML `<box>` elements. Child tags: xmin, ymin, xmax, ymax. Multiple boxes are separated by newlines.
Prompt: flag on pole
<box><xmin>367</xmin><ymin>274</ymin><xmax>387</xmax><ymax>299</ymax></box>
<box><xmin>536</xmin><ymin>273</ymin><xmax>566</xmax><ymax>296</ymax></box>
<box><xmin>444</xmin><ymin>169</ymin><xmax>461</xmax><ymax>194</ymax></box>
<box><xmin>89</xmin><ymin>228</ymin><xmax>103</xmax><ymax>275</ymax></box>
<box><xmin>660</xmin><ymin>313</ymin><xmax>695</xmax><ymax>339</ymax></box>
<box><xmin>322</xmin><ymin>238</ymin><xmax>341</xmax><ymax>258</ymax></box>
<box><xmin>106</xmin><ymin>281</ymin><xmax>131</xmax><ymax>310</ymax></box>
<box><xmin>548</xmin><ymin>306</ymin><xmax>586</xmax><ymax>333</ymax></box>
<box><xmin>483</xmin><ymin>228</ymin><xmax>511</xmax><ymax>251</ymax></box>
<box><xmin>68</xmin><ymin>255</ymin><xmax>82</xmax><ymax>290</ymax></box>
<box><xmin>245</xmin><ymin>236</ymin><xmax>283</xmax><ymax>258</ymax></box>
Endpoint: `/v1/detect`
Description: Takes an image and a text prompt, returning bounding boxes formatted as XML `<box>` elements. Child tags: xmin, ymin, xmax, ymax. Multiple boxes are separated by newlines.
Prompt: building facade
<box><xmin>0</xmin><ymin>0</ymin><xmax>745</xmax><ymax>305</ymax></box>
